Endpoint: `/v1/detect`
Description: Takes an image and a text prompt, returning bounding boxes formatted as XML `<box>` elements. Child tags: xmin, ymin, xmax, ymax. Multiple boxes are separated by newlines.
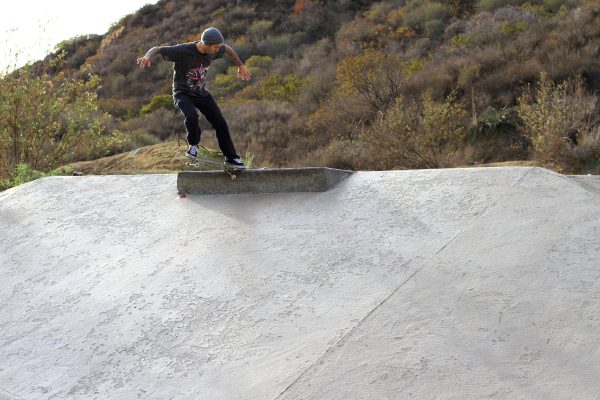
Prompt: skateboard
<box><xmin>186</xmin><ymin>157</ymin><xmax>246</xmax><ymax>180</ymax></box>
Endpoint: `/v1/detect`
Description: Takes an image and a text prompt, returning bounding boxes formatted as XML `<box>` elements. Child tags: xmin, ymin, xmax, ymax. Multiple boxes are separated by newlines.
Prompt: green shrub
<box><xmin>517</xmin><ymin>73</ymin><xmax>598</xmax><ymax>169</ymax></box>
<box><xmin>310</xmin><ymin>138</ymin><xmax>364</xmax><ymax>170</ymax></box>
<box><xmin>444</xmin><ymin>0</ymin><xmax>477</xmax><ymax>17</ymax></box>
<box><xmin>260</xmin><ymin>33</ymin><xmax>307</xmax><ymax>57</ymax></box>
<box><xmin>245</xmin><ymin>55</ymin><xmax>274</xmax><ymax>72</ymax></box>
<box><xmin>247</xmin><ymin>20</ymin><xmax>273</xmax><ymax>42</ymax></box>
<box><xmin>140</xmin><ymin>93</ymin><xmax>175</xmax><ymax>115</ymax></box>
<box><xmin>0</xmin><ymin>163</ymin><xmax>72</xmax><ymax>191</ymax></box>
<box><xmin>572</xmin><ymin>128</ymin><xmax>600</xmax><ymax>174</ymax></box>
<box><xmin>257</xmin><ymin>74</ymin><xmax>304</xmax><ymax>102</ymax></box>
<box><xmin>215</xmin><ymin>66</ymin><xmax>249</xmax><ymax>97</ymax></box>
<box><xmin>335</xmin><ymin>17</ymin><xmax>379</xmax><ymax>53</ymax></box>
<box><xmin>364</xmin><ymin>2</ymin><xmax>397</xmax><ymax>22</ymax></box>
<box><xmin>0</xmin><ymin>65</ymin><xmax>108</xmax><ymax>179</ymax></box>
<box><xmin>465</xmin><ymin>107</ymin><xmax>529</xmax><ymax>162</ymax></box>
<box><xmin>499</xmin><ymin>21</ymin><xmax>528</xmax><ymax>37</ymax></box>
<box><xmin>470</xmin><ymin>107</ymin><xmax>519</xmax><ymax>139</ymax></box>
<box><xmin>289</xmin><ymin>1</ymin><xmax>347</xmax><ymax>41</ymax></box>
<box><xmin>107</xmin><ymin>74</ymin><xmax>128</xmax><ymax>96</ymax></box>
<box><xmin>53</xmin><ymin>35</ymin><xmax>102</xmax><ymax>70</ymax></box>
<box><xmin>99</xmin><ymin>98</ymin><xmax>134</xmax><ymax>119</ymax></box>
<box><xmin>404</xmin><ymin>1</ymin><xmax>452</xmax><ymax>36</ymax></box>
<box><xmin>0</xmin><ymin>164</ymin><xmax>44</xmax><ymax>190</ymax></box>
<box><xmin>364</xmin><ymin>91</ymin><xmax>469</xmax><ymax>169</ymax></box>
<box><xmin>476</xmin><ymin>0</ymin><xmax>528</xmax><ymax>12</ymax></box>
<box><xmin>112</xmin><ymin>108</ymin><xmax>181</xmax><ymax>141</ymax></box>
<box><xmin>450</xmin><ymin>33</ymin><xmax>477</xmax><ymax>50</ymax></box>
<box><xmin>101</xmin><ymin>130</ymin><xmax>161</xmax><ymax>156</ymax></box>
<box><xmin>219</xmin><ymin>100</ymin><xmax>304</xmax><ymax>167</ymax></box>
<box><xmin>523</xmin><ymin>0</ymin><xmax>572</xmax><ymax>17</ymax></box>
<box><xmin>214</xmin><ymin>55</ymin><xmax>274</xmax><ymax>98</ymax></box>
<box><xmin>229</xmin><ymin>37</ymin><xmax>254</xmax><ymax>64</ymax></box>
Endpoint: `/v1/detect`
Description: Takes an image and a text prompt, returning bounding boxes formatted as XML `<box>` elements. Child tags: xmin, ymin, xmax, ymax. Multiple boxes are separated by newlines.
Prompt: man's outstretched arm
<box><xmin>223</xmin><ymin>44</ymin><xmax>252</xmax><ymax>81</ymax></box>
<box><xmin>136</xmin><ymin>46</ymin><xmax>161</xmax><ymax>69</ymax></box>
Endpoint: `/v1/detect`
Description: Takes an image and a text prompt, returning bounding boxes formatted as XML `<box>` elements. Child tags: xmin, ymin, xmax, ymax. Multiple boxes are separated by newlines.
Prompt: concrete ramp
<box><xmin>1</xmin><ymin>167</ymin><xmax>599</xmax><ymax>399</ymax></box>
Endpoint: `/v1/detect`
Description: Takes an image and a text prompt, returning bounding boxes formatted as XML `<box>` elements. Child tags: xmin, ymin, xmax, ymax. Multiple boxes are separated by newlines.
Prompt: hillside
<box><xmin>1</xmin><ymin>0</ymin><xmax>599</xmax><ymax>185</ymax></box>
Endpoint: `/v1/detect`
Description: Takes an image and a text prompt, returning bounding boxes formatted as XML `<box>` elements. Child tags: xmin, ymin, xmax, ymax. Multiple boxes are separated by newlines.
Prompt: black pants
<box><xmin>174</xmin><ymin>92</ymin><xmax>238</xmax><ymax>159</ymax></box>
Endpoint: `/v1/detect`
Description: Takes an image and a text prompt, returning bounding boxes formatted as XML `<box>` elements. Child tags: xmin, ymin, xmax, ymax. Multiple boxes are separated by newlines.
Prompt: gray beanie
<box><xmin>201</xmin><ymin>27</ymin><xmax>224</xmax><ymax>45</ymax></box>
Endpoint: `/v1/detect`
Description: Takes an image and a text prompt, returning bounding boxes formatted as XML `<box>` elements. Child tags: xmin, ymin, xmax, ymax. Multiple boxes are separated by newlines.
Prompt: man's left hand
<box><xmin>238</xmin><ymin>65</ymin><xmax>252</xmax><ymax>81</ymax></box>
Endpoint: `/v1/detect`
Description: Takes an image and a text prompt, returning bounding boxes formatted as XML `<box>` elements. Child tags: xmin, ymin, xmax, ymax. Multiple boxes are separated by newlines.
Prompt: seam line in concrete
<box><xmin>567</xmin><ymin>176</ymin><xmax>600</xmax><ymax>200</ymax></box>
<box><xmin>272</xmin><ymin>169</ymin><xmax>531</xmax><ymax>400</ymax></box>
<box><xmin>0</xmin><ymin>388</ymin><xmax>26</xmax><ymax>400</ymax></box>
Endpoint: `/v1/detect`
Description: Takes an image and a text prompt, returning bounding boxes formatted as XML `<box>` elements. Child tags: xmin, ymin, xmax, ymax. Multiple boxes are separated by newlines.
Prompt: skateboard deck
<box><xmin>186</xmin><ymin>157</ymin><xmax>246</xmax><ymax>180</ymax></box>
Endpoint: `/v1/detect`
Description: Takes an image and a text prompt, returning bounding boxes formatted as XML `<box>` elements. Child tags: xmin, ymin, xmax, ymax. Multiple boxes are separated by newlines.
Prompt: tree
<box><xmin>336</xmin><ymin>49</ymin><xmax>407</xmax><ymax>112</ymax></box>
<box><xmin>366</xmin><ymin>91</ymin><xmax>468</xmax><ymax>169</ymax></box>
<box><xmin>0</xmin><ymin>65</ymin><xmax>109</xmax><ymax>179</ymax></box>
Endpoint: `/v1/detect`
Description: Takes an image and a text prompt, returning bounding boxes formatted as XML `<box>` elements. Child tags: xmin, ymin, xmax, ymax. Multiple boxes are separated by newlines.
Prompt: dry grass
<box><xmin>63</xmin><ymin>141</ymin><xmax>221</xmax><ymax>175</ymax></box>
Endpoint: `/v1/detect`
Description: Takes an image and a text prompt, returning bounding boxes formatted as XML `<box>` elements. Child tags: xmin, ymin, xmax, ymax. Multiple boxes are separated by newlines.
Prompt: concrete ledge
<box><xmin>177</xmin><ymin>167</ymin><xmax>353</xmax><ymax>195</ymax></box>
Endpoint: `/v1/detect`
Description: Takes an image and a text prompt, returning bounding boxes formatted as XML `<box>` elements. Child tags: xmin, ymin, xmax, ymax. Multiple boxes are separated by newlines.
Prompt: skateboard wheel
<box><xmin>231</xmin><ymin>175</ymin><xmax>237</xmax><ymax>180</ymax></box>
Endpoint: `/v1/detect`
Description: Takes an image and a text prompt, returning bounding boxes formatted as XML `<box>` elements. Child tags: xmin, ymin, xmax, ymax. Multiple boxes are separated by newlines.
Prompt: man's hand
<box><xmin>223</xmin><ymin>45</ymin><xmax>251</xmax><ymax>81</ymax></box>
<box><xmin>238</xmin><ymin>64</ymin><xmax>252</xmax><ymax>81</ymax></box>
<box><xmin>137</xmin><ymin>56</ymin><xmax>152</xmax><ymax>69</ymax></box>
<box><xmin>136</xmin><ymin>47</ymin><xmax>161</xmax><ymax>69</ymax></box>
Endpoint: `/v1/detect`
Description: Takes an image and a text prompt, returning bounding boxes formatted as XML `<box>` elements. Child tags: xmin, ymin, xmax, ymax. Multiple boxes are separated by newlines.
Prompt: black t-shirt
<box><xmin>160</xmin><ymin>42</ymin><xmax>225</xmax><ymax>97</ymax></box>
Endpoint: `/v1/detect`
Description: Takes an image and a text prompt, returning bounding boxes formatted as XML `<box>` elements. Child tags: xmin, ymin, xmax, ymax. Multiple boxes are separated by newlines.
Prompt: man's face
<box><xmin>204</xmin><ymin>43</ymin><xmax>222</xmax><ymax>54</ymax></box>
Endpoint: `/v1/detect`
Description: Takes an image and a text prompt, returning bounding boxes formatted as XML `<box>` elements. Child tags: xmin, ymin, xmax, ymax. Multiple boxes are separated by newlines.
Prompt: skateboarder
<box><xmin>136</xmin><ymin>27</ymin><xmax>251</xmax><ymax>168</ymax></box>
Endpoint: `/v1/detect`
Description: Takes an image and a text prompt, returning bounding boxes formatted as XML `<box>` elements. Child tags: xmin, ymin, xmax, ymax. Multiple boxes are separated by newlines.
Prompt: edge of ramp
<box><xmin>177</xmin><ymin>167</ymin><xmax>353</xmax><ymax>195</ymax></box>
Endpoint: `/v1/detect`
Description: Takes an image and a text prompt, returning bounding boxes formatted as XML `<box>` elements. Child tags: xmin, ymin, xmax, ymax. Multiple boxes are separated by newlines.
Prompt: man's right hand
<box><xmin>137</xmin><ymin>56</ymin><xmax>151</xmax><ymax>69</ymax></box>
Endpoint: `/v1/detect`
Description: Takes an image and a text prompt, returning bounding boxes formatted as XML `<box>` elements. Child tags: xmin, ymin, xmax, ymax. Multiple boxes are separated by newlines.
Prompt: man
<box><xmin>136</xmin><ymin>27</ymin><xmax>251</xmax><ymax>168</ymax></box>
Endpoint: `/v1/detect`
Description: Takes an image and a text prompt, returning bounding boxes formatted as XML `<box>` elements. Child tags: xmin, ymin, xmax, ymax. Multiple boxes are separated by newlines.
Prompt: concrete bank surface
<box><xmin>1</xmin><ymin>167</ymin><xmax>599</xmax><ymax>399</ymax></box>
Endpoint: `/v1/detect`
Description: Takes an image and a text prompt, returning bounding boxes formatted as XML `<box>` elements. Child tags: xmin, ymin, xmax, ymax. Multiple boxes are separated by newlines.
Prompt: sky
<box><xmin>1</xmin><ymin>0</ymin><xmax>160</xmax><ymax>73</ymax></box>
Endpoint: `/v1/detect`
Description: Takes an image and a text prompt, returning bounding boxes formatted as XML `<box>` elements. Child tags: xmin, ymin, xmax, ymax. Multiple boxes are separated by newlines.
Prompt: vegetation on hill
<box><xmin>1</xmin><ymin>0</ymin><xmax>599</xmax><ymax>188</ymax></box>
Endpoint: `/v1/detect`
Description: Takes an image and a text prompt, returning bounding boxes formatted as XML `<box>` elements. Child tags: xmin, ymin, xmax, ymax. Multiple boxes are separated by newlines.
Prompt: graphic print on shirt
<box><xmin>186</xmin><ymin>65</ymin><xmax>209</xmax><ymax>93</ymax></box>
